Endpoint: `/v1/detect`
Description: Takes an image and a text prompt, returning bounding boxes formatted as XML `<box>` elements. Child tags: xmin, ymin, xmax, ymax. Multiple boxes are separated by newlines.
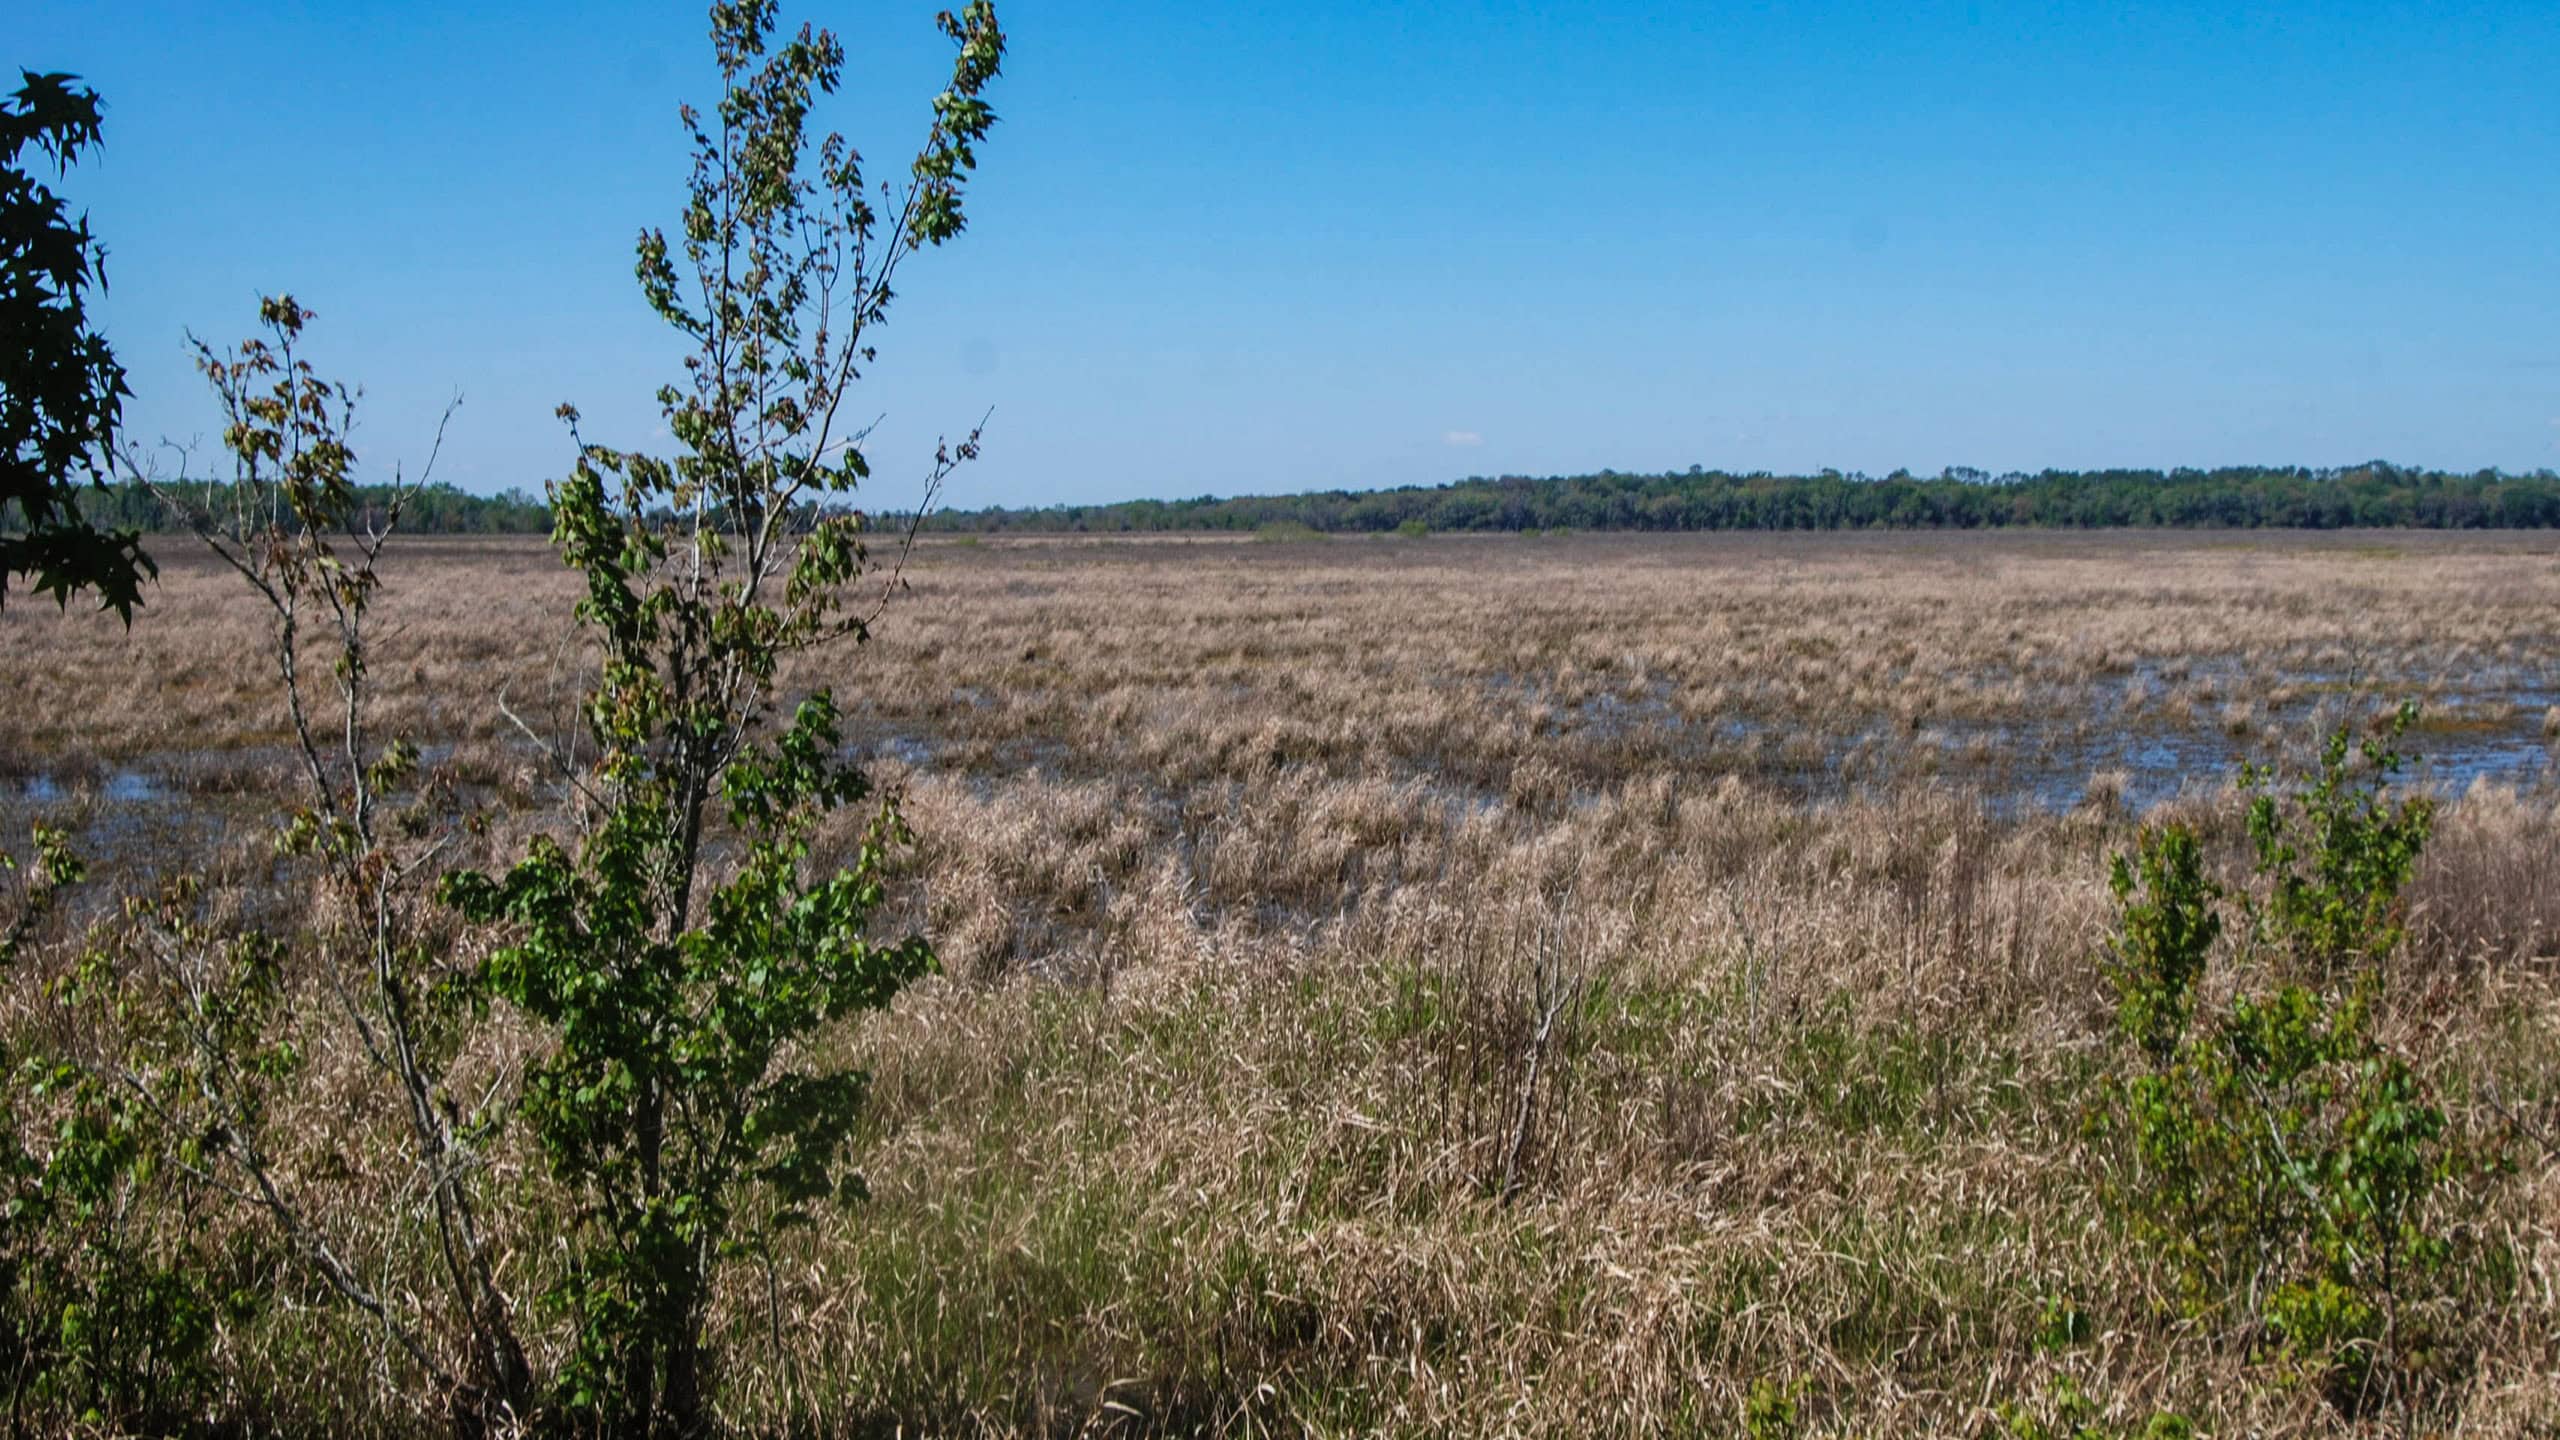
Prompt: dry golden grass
<box><xmin>5</xmin><ymin>529</ymin><xmax>2560</xmax><ymax>1435</ymax></box>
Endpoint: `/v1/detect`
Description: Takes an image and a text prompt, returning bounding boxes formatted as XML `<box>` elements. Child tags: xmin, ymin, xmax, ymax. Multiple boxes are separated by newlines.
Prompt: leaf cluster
<box><xmin>1</xmin><ymin>840</ymin><xmax>262</xmax><ymax>1432</ymax></box>
<box><xmin>0</xmin><ymin>69</ymin><xmax>151</xmax><ymax>619</ymax></box>
<box><xmin>2240</xmin><ymin>701</ymin><xmax>2435</xmax><ymax>978</ymax></box>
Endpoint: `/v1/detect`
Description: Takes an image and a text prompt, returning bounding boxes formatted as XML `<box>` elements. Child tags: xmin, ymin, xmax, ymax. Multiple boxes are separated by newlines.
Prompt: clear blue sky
<box><xmin>14</xmin><ymin>1</ymin><xmax>2560</xmax><ymax>508</ymax></box>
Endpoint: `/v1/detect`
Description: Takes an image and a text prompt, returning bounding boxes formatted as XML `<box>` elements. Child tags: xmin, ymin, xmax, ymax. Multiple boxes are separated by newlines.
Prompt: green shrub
<box><xmin>2</xmin><ymin>832</ymin><xmax>244</xmax><ymax>1432</ymax></box>
<box><xmin>2240</xmin><ymin>700</ymin><xmax>2434</xmax><ymax>978</ymax></box>
<box><xmin>2</xmin><ymin>1055</ymin><xmax>236</xmax><ymax>1431</ymax></box>
<box><xmin>438</xmin><ymin>4</ymin><xmax>1004</xmax><ymax>1430</ymax></box>
<box><xmin>1741</xmin><ymin>1375</ymin><xmax>1803</xmax><ymax>1440</ymax></box>
<box><xmin>2097</xmin><ymin>709</ymin><xmax>2462</xmax><ymax>1418</ymax></box>
<box><xmin>1996</xmin><ymin>1375</ymin><xmax>2191</xmax><ymax>1440</ymax></box>
<box><xmin>2104</xmin><ymin>823</ymin><xmax>2219</xmax><ymax>1067</ymax></box>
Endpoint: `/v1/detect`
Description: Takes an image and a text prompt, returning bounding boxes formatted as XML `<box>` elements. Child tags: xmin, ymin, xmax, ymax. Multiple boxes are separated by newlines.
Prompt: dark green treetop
<box><xmin>1</xmin><ymin>70</ymin><xmax>150</xmax><ymax>620</ymax></box>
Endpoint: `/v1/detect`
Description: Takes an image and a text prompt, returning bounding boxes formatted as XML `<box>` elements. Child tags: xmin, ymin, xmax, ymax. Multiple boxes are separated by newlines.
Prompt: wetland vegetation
<box><xmin>8</xmin><ymin>529</ymin><xmax>2560</xmax><ymax>1434</ymax></box>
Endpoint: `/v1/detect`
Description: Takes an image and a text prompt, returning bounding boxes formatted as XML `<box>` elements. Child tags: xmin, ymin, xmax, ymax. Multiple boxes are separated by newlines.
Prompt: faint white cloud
<box><xmin>1444</xmin><ymin>430</ymin><xmax>1483</xmax><ymax>448</ymax></box>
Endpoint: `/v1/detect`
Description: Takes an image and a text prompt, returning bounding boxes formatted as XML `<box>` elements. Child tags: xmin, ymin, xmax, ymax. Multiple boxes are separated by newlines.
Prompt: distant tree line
<box><xmin>59</xmin><ymin>481</ymin><xmax>886</xmax><ymax>538</ymax></box>
<box><xmin>55</xmin><ymin>462</ymin><xmax>2560</xmax><ymax>542</ymax></box>
<box><xmin>926</xmin><ymin>462</ymin><xmax>2560</xmax><ymax>534</ymax></box>
<box><xmin>61</xmin><ymin>478</ymin><xmax>553</xmax><ymax>535</ymax></box>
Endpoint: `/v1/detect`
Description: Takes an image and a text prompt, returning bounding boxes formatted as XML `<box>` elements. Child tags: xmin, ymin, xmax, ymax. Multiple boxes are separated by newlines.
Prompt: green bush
<box><xmin>2</xmin><ymin>1056</ymin><xmax>236</xmax><ymax>1431</ymax></box>
<box><xmin>437</xmin><ymin>4</ymin><xmax>1004</xmax><ymax>1430</ymax></box>
<box><xmin>2097</xmin><ymin>709</ymin><xmax>2463</xmax><ymax>1418</ymax></box>
<box><xmin>2241</xmin><ymin>701</ymin><xmax>2434</xmax><ymax>978</ymax></box>
<box><xmin>1995</xmin><ymin>1375</ymin><xmax>2192</xmax><ymax>1440</ymax></box>
<box><xmin>2</xmin><ymin>832</ymin><xmax>248</xmax><ymax>1432</ymax></box>
<box><xmin>1741</xmin><ymin>1375</ymin><xmax>1803</xmax><ymax>1439</ymax></box>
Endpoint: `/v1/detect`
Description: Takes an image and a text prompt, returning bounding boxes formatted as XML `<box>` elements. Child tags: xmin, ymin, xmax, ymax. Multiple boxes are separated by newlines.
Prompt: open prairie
<box><xmin>6</xmin><ymin>528</ymin><xmax>2560</xmax><ymax>1434</ymax></box>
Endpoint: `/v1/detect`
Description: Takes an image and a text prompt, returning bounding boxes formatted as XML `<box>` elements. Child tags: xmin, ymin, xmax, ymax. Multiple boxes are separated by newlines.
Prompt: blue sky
<box><xmin>14</xmin><ymin>1</ymin><xmax>2560</xmax><ymax>508</ymax></box>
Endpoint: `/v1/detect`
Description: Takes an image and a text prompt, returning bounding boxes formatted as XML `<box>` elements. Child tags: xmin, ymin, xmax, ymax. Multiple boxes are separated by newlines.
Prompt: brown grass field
<box><xmin>6</xmin><ymin>528</ymin><xmax>2560</xmax><ymax>1434</ymax></box>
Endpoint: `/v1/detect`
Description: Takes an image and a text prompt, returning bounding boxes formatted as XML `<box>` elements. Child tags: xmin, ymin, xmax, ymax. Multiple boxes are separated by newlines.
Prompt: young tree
<box><xmin>91</xmin><ymin>298</ymin><xmax>535</xmax><ymax>1433</ymax></box>
<box><xmin>442</xmin><ymin>1</ymin><xmax>1006</xmax><ymax>1431</ymax></box>
<box><xmin>0</xmin><ymin>70</ymin><xmax>151</xmax><ymax>619</ymax></box>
